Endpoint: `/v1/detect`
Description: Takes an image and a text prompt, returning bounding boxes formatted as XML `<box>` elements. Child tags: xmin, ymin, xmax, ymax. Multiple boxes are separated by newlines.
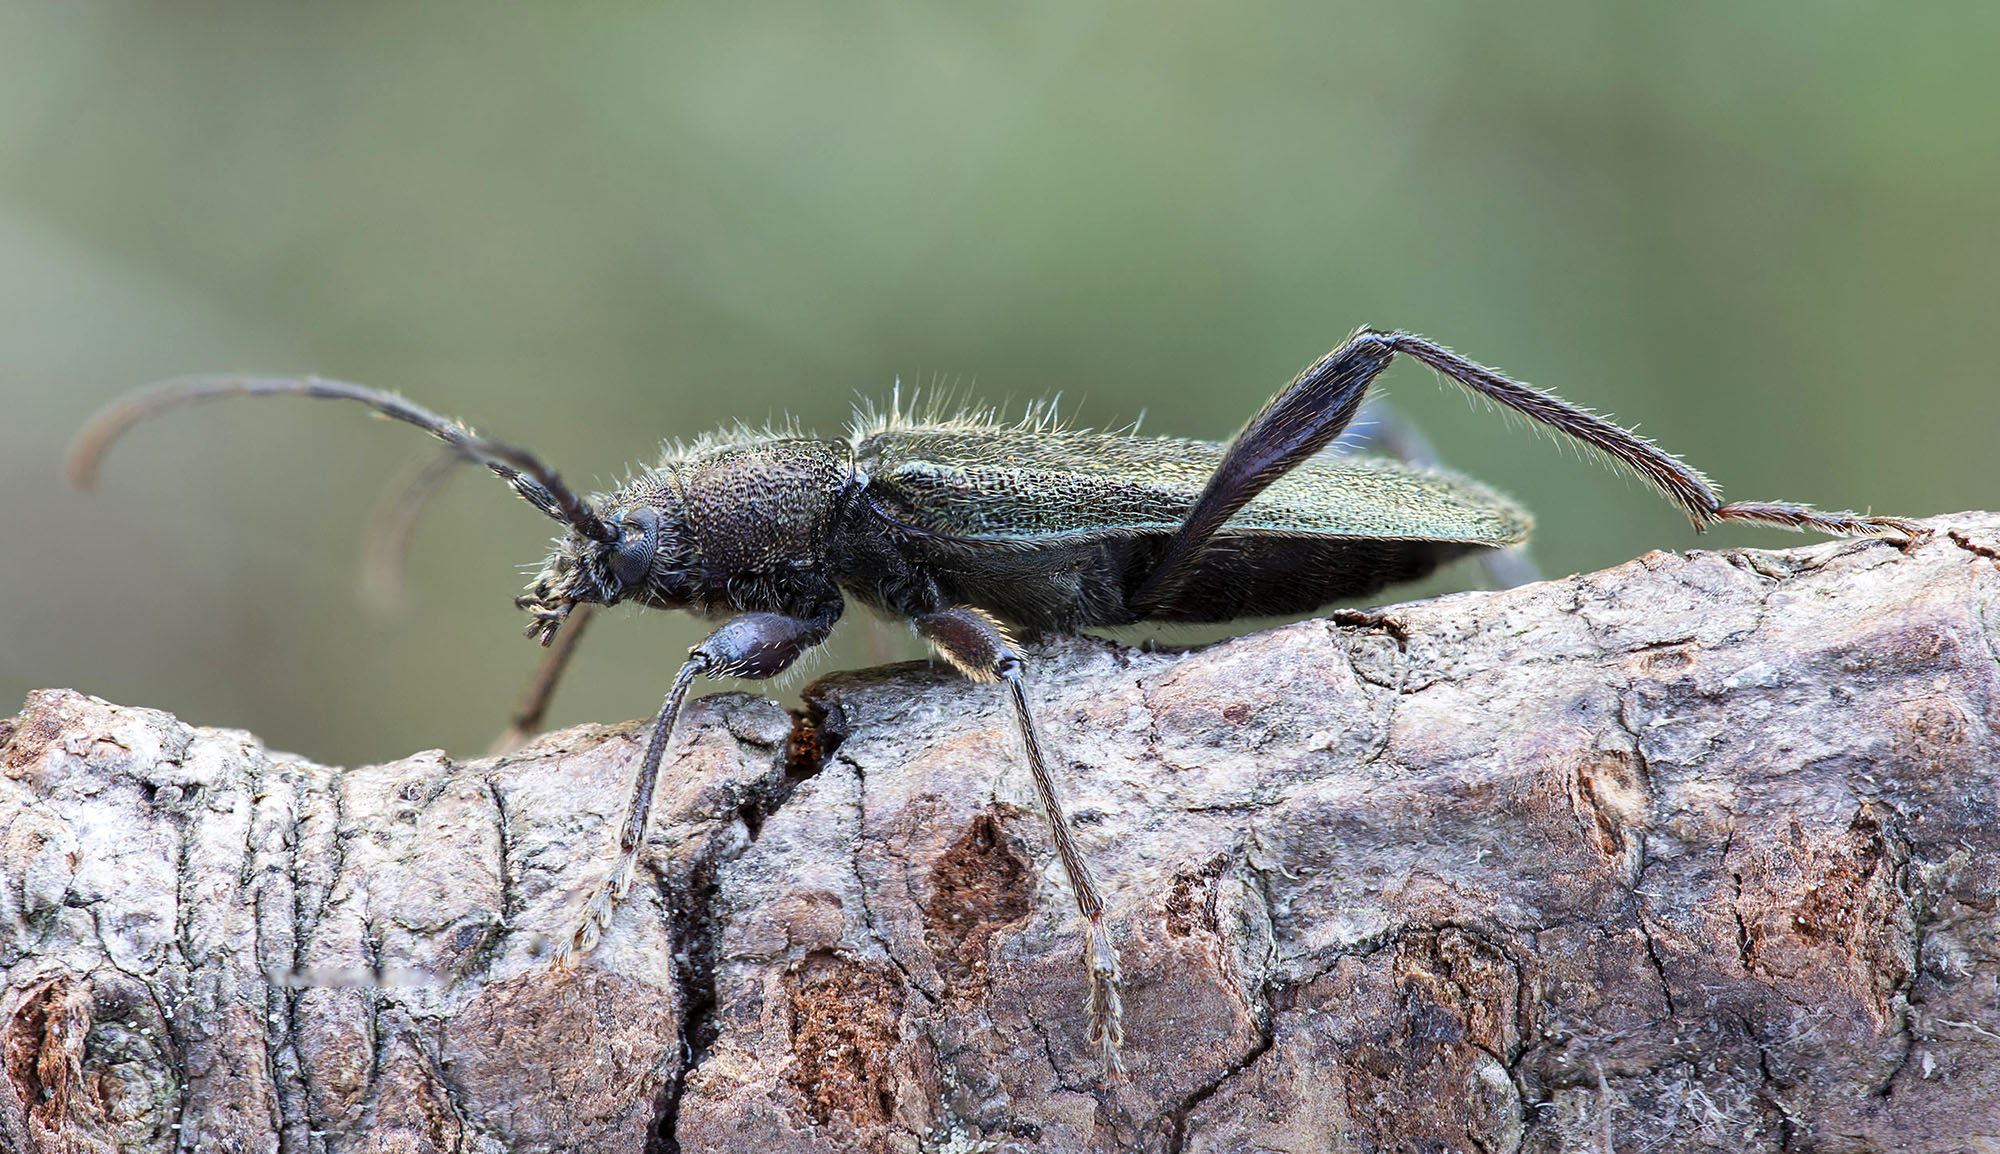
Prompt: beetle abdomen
<box><xmin>890</xmin><ymin>527</ymin><xmax>1480</xmax><ymax>630</ymax></box>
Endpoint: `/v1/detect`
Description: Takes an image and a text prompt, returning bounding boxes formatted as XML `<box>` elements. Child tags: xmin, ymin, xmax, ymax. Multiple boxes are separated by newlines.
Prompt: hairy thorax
<box><xmin>682</xmin><ymin>440</ymin><xmax>852</xmax><ymax>571</ymax></box>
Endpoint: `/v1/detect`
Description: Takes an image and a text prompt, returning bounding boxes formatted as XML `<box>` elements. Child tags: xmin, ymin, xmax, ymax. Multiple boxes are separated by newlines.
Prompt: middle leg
<box><xmin>913</xmin><ymin>607</ymin><xmax>1125</xmax><ymax>1081</ymax></box>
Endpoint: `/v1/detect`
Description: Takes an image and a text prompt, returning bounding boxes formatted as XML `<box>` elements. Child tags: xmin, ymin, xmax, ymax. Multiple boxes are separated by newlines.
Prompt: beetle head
<box><xmin>517</xmin><ymin>496</ymin><xmax>700</xmax><ymax>644</ymax></box>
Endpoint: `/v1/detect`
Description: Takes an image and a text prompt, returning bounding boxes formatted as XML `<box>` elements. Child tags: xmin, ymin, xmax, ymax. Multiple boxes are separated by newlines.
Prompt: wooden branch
<box><xmin>6</xmin><ymin>514</ymin><xmax>2000</xmax><ymax>1153</ymax></box>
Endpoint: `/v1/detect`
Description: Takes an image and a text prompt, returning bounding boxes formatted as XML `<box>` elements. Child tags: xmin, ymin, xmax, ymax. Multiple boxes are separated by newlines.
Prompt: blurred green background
<box><xmin>3</xmin><ymin>2</ymin><xmax>1993</xmax><ymax>767</ymax></box>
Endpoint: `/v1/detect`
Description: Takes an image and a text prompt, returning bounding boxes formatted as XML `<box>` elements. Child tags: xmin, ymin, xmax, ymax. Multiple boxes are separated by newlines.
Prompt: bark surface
<box><xmin>5</xmin><ymin>514</ymin><xmax>2000</xmax><ymax>1154</ymax></box>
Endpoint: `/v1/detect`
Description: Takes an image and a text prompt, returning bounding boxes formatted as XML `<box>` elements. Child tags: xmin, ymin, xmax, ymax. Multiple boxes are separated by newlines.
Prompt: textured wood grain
<box><xmin>5</xmin><ymin>514</ymin><xmax>1999</xmax><ymax>1153</ymax></box>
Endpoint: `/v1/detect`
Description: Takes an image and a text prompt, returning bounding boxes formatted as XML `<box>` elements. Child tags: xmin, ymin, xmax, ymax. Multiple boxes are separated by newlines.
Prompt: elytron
<box><xmin>68</xmin><ymin>327</ymin><xmax>1919</xmax><ymax>1077</ymax></box>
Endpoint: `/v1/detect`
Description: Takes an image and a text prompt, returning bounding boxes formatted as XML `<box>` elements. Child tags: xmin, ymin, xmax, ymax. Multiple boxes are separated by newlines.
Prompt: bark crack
<box><xmin>1164</xmin><ymin>851</ymin><xmax>1281</xmax><ymax>1153</ymax></box>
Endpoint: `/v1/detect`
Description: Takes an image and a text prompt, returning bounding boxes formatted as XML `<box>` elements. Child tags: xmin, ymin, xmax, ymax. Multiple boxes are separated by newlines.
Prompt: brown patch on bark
<box><xmin>1900</xmin><ymin>695</ymin><xmax>1973</xmax><ymax>776</ymax></box>
<box><xmin>1735</xmin><ymin>808</ymin><xmax>1912</xmax><ymax>1022</ymax></box>
<box><xmin>785</xmin><ymin>954</ymin><xmax>901</xmax><ymax>1127</ymax></box>
<box><xmin>1336</xmin><ymin>932</ymin><xmax>1520</xmax><ymax>1144</ymax></box>
<box><xmin>5</xmin><ymin>976</ymin><xmax>91</xmax><ymax>1138</ymax></box>
<box><xmin>1637</xmin><ymin>644</ymin><xmax>1696</xmax><ymax>674</ymax></box>
<box><xmin>923</xmin><ymin>813</ymin><xmax>1031</xmax><ymax>992</ymax></box>
<box><xmin>766</xmin><ymin>888</ymin><xmax>848</xmax><ymax>955</ymax></box>
<box><xmin>786</xmin><ymin>704</ymin><xmax>845</xmax><ymax>780</ymax></box>
<box><xmin>1338</xmin><ymin>929</ymin><xmax>1522</xmax><ymax>1149</ymax></box>
<box><xmin>2</xmin><ymin>696</ymin><xmax>71</xmax><ymax>770</ymax></box>
<box><xmin>1164</xmin><ymin>855</ymin><xmax>1228</xmax><ymax>938</ymax></box>
<box><xmin>1569</xmin><ymin>751</ymin><xmax>1645</xmax><ymax>859</ymax></box>
<box><xmin>1947</xmin><ymin>527</ymin><xmax>2000</xmax><ymax>563</ymax></box>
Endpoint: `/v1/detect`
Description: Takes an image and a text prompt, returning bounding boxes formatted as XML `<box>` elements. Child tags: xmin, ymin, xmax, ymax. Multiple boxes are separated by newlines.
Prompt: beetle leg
<box><xmin>912</xmin><ymin>607</ymin><xmax>1125</xmax><ymax>1081</ymax></box>
<box><xmin>561</xmin><ymin>609</ymin><xmax>838</xmax><ymax>966</ymax></box>
<box><xmin>1130</xmin><ymin>331</ymin><xmax>1391</xmax><ymax>611</ymax></box>
<box><xmin>1384</xmin><ymin>334</ymin><xmax>1926</xmax><ymax>540</ymax></box>
<box><xmin>1135</xmin><ymin>328</ymin><xmax>1923</xmax><ymax>613</ymax></box>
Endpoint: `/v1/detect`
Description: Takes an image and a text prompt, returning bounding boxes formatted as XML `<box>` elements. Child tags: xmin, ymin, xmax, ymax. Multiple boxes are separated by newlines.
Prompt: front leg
<box><xmin>561</xmin><ymin>609</ymin><xmax>838</xmax><ymax>964</ymax></box>
<box><xmin>913</xmin><ymin>607</ymin><xmax>1125</xmax><ymax>1081</ymax></box>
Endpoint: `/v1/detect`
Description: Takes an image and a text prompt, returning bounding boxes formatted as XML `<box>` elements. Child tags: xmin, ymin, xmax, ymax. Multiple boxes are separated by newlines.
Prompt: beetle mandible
<box><xmin>67</xmin><ymin>327</ymin><xmax>1921</xmax><ymax>1078</ymax></box>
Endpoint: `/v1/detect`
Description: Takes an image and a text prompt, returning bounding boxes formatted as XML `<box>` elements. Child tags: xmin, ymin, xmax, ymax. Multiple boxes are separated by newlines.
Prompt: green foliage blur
<box><xmin>3</xmin><ymin>2</ymin><xmax>1994</xmax><ymax>766</ymax></box>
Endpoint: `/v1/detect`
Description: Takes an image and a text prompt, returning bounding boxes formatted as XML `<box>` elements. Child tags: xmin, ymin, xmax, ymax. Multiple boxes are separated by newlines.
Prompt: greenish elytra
<box><xmin>855</xmin><ymin>427</ymin><xmax>1531</xmax><ymax>544</ymax></box>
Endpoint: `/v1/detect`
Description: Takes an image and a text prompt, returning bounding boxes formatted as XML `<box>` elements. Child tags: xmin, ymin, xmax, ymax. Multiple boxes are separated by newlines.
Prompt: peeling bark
<box><xmin>6</xmin><ymin>514</ymin><xmax>2000</xmax><ymax>1154</ymax></box>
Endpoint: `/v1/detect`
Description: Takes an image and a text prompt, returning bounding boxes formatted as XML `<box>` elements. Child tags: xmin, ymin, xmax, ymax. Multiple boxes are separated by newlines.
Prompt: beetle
<box><xmin>66</xmin><ymin>327</ymin><xmax>1920</xmax><ymax>1078</ymax></box>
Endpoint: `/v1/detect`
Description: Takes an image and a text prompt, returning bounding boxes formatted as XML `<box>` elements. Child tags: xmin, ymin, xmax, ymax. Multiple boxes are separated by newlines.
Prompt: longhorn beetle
<box><xmin>67</xmin><ymin>328</ymin><xmax>1921</xmax><ymax>1078</ymax></box>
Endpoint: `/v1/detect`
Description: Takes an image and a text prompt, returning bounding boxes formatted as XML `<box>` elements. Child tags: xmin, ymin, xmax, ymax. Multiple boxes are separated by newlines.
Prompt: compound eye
<box><xmin>609</xmin><ymin>506</ymin><xmax>658</xmax><ymax>587</ymax></box>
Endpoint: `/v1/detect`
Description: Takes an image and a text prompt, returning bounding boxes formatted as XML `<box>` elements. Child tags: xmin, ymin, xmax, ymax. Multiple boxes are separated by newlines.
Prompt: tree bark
<box><xmin>5</xmin><ymin>515</ymin><xmax>2000</xmax><ymax>1154</ymax></box>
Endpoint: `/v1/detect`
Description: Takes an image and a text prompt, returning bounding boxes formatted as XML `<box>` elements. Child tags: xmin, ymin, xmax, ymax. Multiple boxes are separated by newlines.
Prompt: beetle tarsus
<box><xmin>1085</xmin><ymin>914</ymin><xmax>1126</xmax><ymax>1082</ymax></box>
<box><xmin>559</xmin><ymin>854</ymin><xmax>633</xmax><ymax>967</ymax></box>
<box><xmin>1709</xmin><ymin>501</ymin><xmax>1926</xmax><ymax>542</ymax></box>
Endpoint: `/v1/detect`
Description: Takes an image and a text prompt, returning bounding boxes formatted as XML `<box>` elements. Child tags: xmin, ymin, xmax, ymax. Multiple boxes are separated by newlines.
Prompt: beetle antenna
<box><xmin>67</xmin><ymin>375</ymin><xmax>619</xmax><ymax>543</ymax></box>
